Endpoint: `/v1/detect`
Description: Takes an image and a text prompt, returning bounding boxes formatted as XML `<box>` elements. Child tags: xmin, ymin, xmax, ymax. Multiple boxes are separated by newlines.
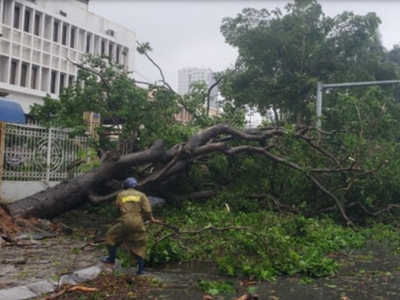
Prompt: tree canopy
<box><xmin>29</xmin><ymin>54</ymin><xmax>185</xmax><ymax>153</ymax></box>
<box><xmin>220</xmin><ymin>0</ymin><xmax>400</xmax><ymax>127</ymax></box>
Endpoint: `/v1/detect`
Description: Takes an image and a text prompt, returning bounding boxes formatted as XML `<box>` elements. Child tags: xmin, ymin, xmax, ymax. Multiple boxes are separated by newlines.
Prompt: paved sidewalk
<box><xmin>0</xmin><ymin>233</ymin><xmax>113</xmax><ymax>300</ymax></box>
<box><xmin>0</xmin><ymin>264</ymin><xmax>110</xmax><ymax>300</ymax></box>
<box><xmin>0</xmin><ymin>211</ymin><xmax>113</xmax><ymax>300</ymax></box>
<box><xmin>0</xmin><ymin>205</ymin><xmax>164</xmax><ymax>300</ymax></box>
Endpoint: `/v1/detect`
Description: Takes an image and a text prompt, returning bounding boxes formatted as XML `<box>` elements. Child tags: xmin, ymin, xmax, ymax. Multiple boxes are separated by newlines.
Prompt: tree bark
<box><xmin>5</xmin><ymin>140</ymin><xmax>166</xmax><ymax>219</ymax></box>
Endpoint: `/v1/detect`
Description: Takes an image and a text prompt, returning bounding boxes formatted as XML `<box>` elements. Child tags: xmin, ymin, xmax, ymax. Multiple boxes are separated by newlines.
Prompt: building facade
<box><xmin>177</xmin><ymin>67</ymin><xmax>219</xmax><ymax>122</ymax></box>
<box><xmin>178</xmin><ymin>67</ymin><xmax>219</xmax><ymax>108</ymax></box>
<box><xmin>0</xmin><ymin>0</ymin><xmax>135</xmax><ymax>114</ymax></box>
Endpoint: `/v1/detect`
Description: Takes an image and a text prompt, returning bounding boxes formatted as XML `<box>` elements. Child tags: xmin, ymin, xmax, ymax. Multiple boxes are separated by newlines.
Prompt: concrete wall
<box><xmin>0</xmin><ymin>181</ymin><xmax>59</xmax><ymax>204</ymax></box>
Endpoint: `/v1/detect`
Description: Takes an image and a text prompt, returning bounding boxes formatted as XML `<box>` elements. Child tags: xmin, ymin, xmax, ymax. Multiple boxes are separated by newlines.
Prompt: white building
<box><xmin>0</xmin><ymin>0</ymin><xmax>136</xmax><ymax>114</ymax></box>
<box><xmin>178</xmin><ymin>67</ymin><xmax>219</xmax><ymax>108</ymax></box>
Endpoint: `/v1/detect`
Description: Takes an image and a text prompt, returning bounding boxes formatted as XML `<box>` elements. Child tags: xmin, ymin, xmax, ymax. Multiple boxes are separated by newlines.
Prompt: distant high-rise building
<box><xmin>0</xmin><ymin>0</ymin><xmax>136</xmax><ymax>115</ymax></box>
<box><xmin>178</xmin><ymin>67</ymin><xmax>218</xmax><ymax>109</ymax></box>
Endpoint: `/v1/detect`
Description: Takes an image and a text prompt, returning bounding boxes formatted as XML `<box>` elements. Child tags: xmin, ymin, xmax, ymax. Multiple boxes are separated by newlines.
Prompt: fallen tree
<box><xmin>3</xmin><ymin>123</ymin><xmax>392</xmax><ymax>230</ymax></box>
<box><xmin>5</xmin><ymin>124</ymin><xmax>283</xmax><ymax>219</ymax></box>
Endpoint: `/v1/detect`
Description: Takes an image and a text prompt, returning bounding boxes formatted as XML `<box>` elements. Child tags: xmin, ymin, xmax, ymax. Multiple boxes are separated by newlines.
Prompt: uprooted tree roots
<box><xmin>0</xmin><ymin>205</ymin><xmax>60</xmax><ymax>243</ymax></box>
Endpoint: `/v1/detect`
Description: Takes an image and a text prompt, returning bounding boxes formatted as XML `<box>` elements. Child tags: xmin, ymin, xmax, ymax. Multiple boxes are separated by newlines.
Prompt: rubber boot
<box><xmin>136</xmin><ymin>256</ymin><xmax>145</xmax><ymax>275</ymax></box>
<box><xmin>101</xmin><ymin>245</ymin><xmax>117</xmax><ymax>265</ymax></box>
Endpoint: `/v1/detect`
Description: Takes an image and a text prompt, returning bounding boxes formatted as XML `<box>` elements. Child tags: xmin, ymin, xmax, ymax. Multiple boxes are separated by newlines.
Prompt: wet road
<box><xmin>2</xmin><ymin>208</ymin><xmax>400</xmax><ymax>300</ymax></box>
<box><xmin>145</xmin><ymin>241</ymin><xmax>400</xmax><ymax>300</ymax></box>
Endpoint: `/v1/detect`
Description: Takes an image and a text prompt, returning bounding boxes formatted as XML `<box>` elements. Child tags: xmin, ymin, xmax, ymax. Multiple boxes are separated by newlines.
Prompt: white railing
<box><xmin>1</xmin><ymin>121</ymin><xmax>90</xmax><ymax>182</ymax></box>
<box><xmin>0</xmin><ymin>121</ymin><xmax>94</xmax><ymax>203</ymax></box>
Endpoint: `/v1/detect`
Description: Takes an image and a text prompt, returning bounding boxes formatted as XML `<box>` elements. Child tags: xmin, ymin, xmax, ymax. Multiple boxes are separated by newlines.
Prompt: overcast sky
<box><xmin>89</xmin><ymin>1</ymin><xmax>400</xmax><ymax>91</ymax></box>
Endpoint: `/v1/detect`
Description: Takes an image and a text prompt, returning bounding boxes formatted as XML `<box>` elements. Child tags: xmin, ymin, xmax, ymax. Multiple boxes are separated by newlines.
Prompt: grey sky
<box><xmin>89</xmin><ymin>1</ymin><xmax>400</xmax><ymax>91</ymax></box>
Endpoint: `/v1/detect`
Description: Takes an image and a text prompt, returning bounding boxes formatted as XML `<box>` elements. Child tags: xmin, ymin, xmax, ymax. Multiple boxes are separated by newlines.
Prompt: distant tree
<box><xmin>220</xmin><ymin>0</ymin><xmax>400</xmax><ymax>127</ymax></box>
<box><xmin>389</xmin><ymin>45</ymin><xmax>400</xmax><ymax>66</ymax></box>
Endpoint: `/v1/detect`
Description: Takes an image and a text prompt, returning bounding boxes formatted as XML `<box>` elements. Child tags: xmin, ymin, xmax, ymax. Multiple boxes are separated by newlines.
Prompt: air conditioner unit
<box><xmin>106</xmin><ymin>29</ymin><xmax>115</xmax><ymax>37</ymax></box>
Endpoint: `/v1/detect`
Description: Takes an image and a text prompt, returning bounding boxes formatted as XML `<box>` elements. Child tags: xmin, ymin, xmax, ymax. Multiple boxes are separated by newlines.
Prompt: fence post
<box><xmin>0</xmin><ymin>122</ymin><xmax>5</xmax><ymax>197</ymax></box>
<box><xmin>46</xmin><ymin>127</ymin><xmax>52</xmax><ymax>184</ymax></box>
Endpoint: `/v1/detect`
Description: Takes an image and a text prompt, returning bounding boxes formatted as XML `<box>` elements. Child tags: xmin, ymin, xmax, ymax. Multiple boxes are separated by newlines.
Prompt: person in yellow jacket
<box><xmin>101</xmin><ymin>177</ymin><xmax>157</xmax><ymax>275</ymax></box>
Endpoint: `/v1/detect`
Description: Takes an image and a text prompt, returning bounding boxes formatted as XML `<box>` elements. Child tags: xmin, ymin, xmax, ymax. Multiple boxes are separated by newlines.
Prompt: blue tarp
<box><xmin>0</xmin><ymin>98</ymin><xmax>26</xmax><ymax>124</ymax></box>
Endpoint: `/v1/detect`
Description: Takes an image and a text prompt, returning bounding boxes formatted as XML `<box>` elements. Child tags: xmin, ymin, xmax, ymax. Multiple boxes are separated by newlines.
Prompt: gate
<box><xmin>0</xmin><ymin>121</ymin><xmax>92</xmax><ymax>203</ymax></box>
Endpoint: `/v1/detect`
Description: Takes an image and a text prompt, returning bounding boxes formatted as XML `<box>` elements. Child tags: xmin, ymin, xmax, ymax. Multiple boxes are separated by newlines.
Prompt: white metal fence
<box><xmin>0</xmin><ymin>121</ymin><xmax>92</xmax><ymax>203</ymax></box>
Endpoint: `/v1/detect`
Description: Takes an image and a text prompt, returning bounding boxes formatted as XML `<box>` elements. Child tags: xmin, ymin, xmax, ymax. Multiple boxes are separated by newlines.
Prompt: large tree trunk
<box><xmin>5</xmin><ymin>140</ymin><xmax>166</xmax><ymax>219</ymax></box>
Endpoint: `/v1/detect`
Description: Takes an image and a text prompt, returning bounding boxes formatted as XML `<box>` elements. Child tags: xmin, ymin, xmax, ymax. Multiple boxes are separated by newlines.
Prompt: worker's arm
<box><xmin>141</xmin><ymin>194</ymin><xmax>155</xmax><ymax>221</ymax></box>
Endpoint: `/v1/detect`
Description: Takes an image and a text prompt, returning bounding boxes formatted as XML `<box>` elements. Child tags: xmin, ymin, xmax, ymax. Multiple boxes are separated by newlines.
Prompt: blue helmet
<box><xmin>123</xmin><ymin>177</ymin><xmax>138</xmax><ymax>189</ymax></box>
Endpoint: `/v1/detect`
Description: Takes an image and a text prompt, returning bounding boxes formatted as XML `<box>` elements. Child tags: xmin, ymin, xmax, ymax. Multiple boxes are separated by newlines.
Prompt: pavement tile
<box><xmin>0</xmin><ymin>286</ymin><xmax>37</xmax><ymax>300</ymax></box>
<box><xmin>0</xmin><ymin>265</ymin><xmax>17</xmax><ymax>276</ymax></box>
<box><xmin>58</xmin><ymin>274</ymin><xmax>78</xmax><ymax>286</ymax></box>
<box><xmin>27</xmin><ymin>279</ymin><xmax>56</xmax><ymax>295</ymax></box>
<box><xmin>0</xmin><ymin>278</ymin><xmax>16</xmax><ymax>286</ymax></box>
<box><xmin>73</xmin><ymin>265</ymin><xmax>102</xmax><ymax>280</ymax></box>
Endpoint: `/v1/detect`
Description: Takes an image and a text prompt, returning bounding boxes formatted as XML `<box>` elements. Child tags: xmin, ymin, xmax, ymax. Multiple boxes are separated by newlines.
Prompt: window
<box><xmin>24</xmin><ymin>10</ymin><xmax>31</xmax><ymax>32</ymax></box>
<box><xmin>53</xmin><ymin>21</ymin><xmax>59</xmax><ymax>42</ymax></box>
<box><xmin>44</xmin><ymin>15</ymin><xmax>51</xmax><ymax>39</ymax></box>
<box><xmin>21</xmin><ymin>63</ymin><xmax>27</xmax><ymax>87</ymax></box>
<box><xmin>62</xmin><ymin>24</ymin><xmax>67</xmax><ymax>45</ymax></box>
<box><xmin>34</xmin><ymin>14</ymin><xmax>40</xmax><ymax>35</ymax></box>
<box><xmin>60</xmin><ymin>73</ymin><xmax>65</xmax><ymax>93</ymax></box>
<box><xmin>50</xmin><ymin>71</ymin><xmax>57</xmax><ymax>93</ymax></box>
<box><xmin>108</xmin><ymin>44</ymin><xmax>113</xmax><ymax>56</ymax></box>
<box><xmin>68</xmin><ymin>75</ymin><xmax>74</xmax><ymax>86</ymax></box>
<box><xmin>101</xmin><ymin>40</ymin><xmax>105</xmax><ymax>55</ymax></box>
<box><xmin>86</xmin><ymin>34</ymin><xmax>91</xmax><ymax>53</ymax></box>
<box><xmin>70</xmin><ymin>28</ymin><xmax>76</xmax><ymax>48</ymax></box>
<box><xmin>10</xmin><ymin>61</ymin><xmax>17</xmax><ymax>85</ymax></box>
<box><xmin>14</xmin><ymin>6</ymin><xmax>20</xmax><ymax>29</ymax></box>
<box><xmin>116</xmin><ymin>46</ymin><xmax>120</xmax><ymax>63</ymax></box>
<box><xmin>106</xmin><ymin>29</ymin><xmax>115</xmax><ymax>37</ymax></box>
<box><xmin>31</xmin><ymin>66</ymin><xmax>38</xmax><ymax>89</ymax></box>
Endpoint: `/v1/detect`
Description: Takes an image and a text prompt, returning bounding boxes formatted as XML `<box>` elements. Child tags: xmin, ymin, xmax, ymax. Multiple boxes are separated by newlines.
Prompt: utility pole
<box><xmin>316</xmin><ymin>80</ymin><xmax>400</xmax><ymax>129</ymax></box>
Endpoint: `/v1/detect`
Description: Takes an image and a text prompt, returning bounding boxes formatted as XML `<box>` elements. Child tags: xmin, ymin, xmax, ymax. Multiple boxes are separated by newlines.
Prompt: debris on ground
<box><xmin>0</xmin><ymin>205</ymin><xmax>60</xmax><ymax>244</ymax></box>
<box><xmin>35</xmin><ymin>272</ymin><xmax>164</xmax><ymax>300</ymax></box>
